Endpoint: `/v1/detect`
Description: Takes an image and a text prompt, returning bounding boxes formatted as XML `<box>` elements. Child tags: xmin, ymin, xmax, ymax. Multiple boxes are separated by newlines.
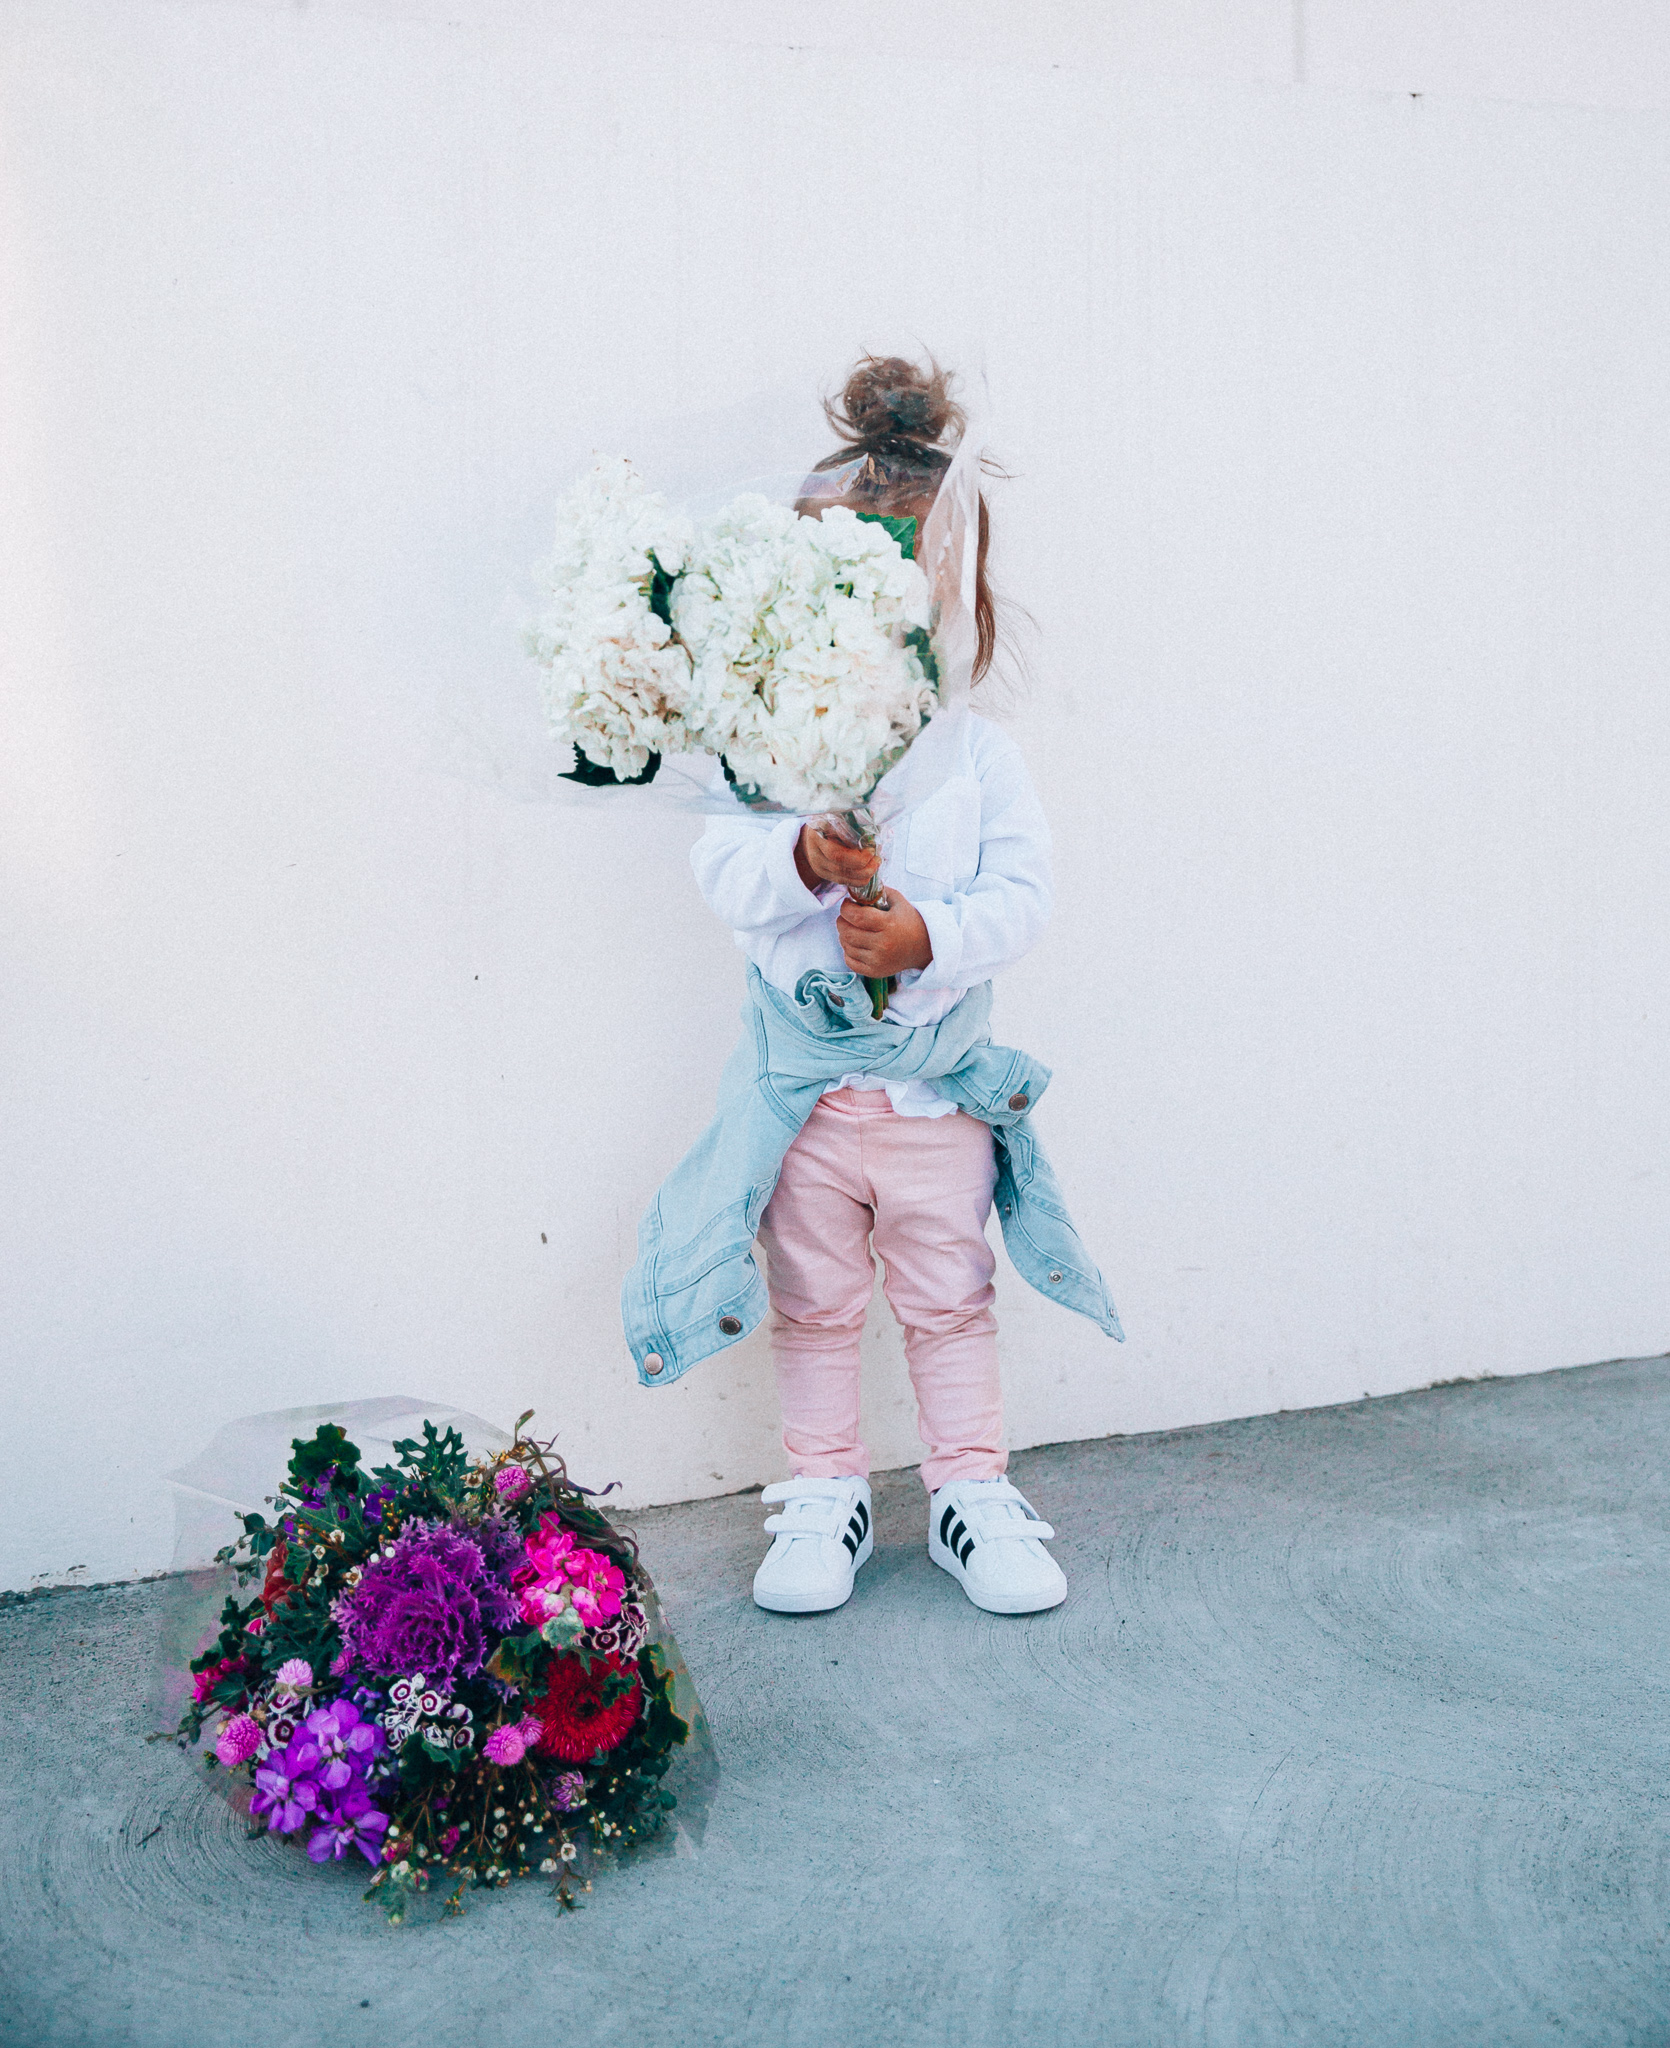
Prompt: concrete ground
<box><xmin>4</xmin><ymin>1356</ymin><xmax>1669</xmax><ymax>2048</ymax></box>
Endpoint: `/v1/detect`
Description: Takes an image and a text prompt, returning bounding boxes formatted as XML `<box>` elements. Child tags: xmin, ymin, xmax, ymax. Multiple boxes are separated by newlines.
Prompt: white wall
<box><xmin>4</xmin><ymin>0</ymin><xmax>1668</xmax><ymax>1587</ymax></box>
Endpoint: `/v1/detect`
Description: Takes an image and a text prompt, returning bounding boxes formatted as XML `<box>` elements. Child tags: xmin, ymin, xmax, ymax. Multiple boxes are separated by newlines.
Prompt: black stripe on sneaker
<box><xmin>854</xmin><ymin>1499</ymin><xmax>870</xmax><ymax>1538</ymax></box>
<box><xmin>843</xmin><ymin>1511</ymin><xmax>864</xmax><ymax>1556</ymax></box>
<box><xmin>950</xmin><ymin>1518</ymin><xmax>968</xmax><ymax>1554</ymax></box>
<box><xmin>939</xmin><ymin>1504</ymin><xmax>958</xmax><ymax>1547</ymax></box>
<box><xmin>959</xmin><ymin>1534</ymin><xmax>975</xmax><ymax>1565</ymax></box>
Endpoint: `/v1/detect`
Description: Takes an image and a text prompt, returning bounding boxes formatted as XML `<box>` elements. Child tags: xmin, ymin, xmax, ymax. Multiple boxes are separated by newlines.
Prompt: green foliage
<box><xmin>856</xmin><ymin>510</ymin><xmax>920</xmax><ymax>559</ymax></box>
<box><xmin>903</xmin><ymin>624</ymin><xmax>941</xmax><ymax>692</ymax></box>
<box><xmin>287</xmin><ymin>1424</ymin><xmax>360</xmax><ymax>1491</ymax></box>
<box><xmin>562</xmin><ymin>748</ymin><xmax>661</xmax><ymax>787</ymax></box>
<box><xmin>718</xmin><ymin>755</ymin><xmax>766</xmax><ymax>806</ymax></box>
<box><xmin>646</xmin><ymin>551</ymin><xmax>678</xmax><ymax>626</ymax></box>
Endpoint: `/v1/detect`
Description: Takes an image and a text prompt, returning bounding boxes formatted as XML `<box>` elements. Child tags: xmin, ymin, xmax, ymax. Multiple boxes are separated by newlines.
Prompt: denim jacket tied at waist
<box><xmin>622</xmin><ymin>965</ymin><xmax>1123</xmax><ymax>1386</ymax></box>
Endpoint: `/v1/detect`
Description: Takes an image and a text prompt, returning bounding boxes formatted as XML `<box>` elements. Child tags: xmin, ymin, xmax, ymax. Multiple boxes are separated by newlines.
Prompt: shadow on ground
<box><xmin>4</xmin><ymin>1357</ymin><xmax>1669</xmax><ymax>2047</ymax></box>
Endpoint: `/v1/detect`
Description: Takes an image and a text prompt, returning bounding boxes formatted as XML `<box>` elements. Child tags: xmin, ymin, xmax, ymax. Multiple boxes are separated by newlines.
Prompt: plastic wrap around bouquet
<box><xmin>525</xmin><ymin>357</ymin><xmax>987</xmax><ymax>1018</ymax></box>
<box><xmin>162</xmin><ymin>1399</ymin><xmax>715</xmax><ymax>1922</ymax></box>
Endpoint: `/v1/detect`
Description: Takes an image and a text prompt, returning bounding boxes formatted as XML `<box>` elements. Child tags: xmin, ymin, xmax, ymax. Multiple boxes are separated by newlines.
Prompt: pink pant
<box><xmin>757</xmin><ymin>1087</ymin><xmax>1007</xmax><ymax>1492</ymax></box>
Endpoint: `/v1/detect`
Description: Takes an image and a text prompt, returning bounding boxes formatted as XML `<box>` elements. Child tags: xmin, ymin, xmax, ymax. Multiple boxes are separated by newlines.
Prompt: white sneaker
<box><xmin>752</xmin><ymin>1476</ymin><xmax>874</xmax><ymax>1614</ymax></box>
<box><xmin>928</xmin><ymin>1477</ymin><xmax>1067</xmax><ymax>1615</ymax></box>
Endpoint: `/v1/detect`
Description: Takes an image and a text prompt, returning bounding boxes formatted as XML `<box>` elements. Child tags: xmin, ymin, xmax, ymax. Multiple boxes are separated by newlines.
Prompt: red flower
<box><xmin>532</xmin><ymin>1653</ymin><xmax>643</xmax><ymax>1762</ymax></box>
<box><xmin>260</xmin><ymin>1542</ymin><xmax>293</xmax><ymax>1619</ymax></box>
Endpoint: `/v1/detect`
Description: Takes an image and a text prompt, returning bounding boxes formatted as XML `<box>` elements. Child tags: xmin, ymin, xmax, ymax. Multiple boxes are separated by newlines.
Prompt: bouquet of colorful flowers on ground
<box><xmin>527</xmin><ymin>458</ymin><xmax>941</xmax><ymax>1015</ymax></box>
<box><xmin>172</xmin><ymin>1412</ymin><xmax>693</xmax><ymax>1920</ymax></box>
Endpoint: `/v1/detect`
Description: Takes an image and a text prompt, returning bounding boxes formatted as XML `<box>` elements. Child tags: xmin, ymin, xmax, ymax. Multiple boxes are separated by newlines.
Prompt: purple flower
<box><xmin>331</xmin><ymin>1521</ymin><xmax>516</xmax><ymax>1683</ymax></box>
<box><xmin>273</xmin><ymin>1657</ymin><xmax>313</xmax><ymax>1691</ymax></box>
<box><xmin>301</xmin><ymin>1699</ymin><xmax>383</xmax><ymax>1791</ymax></box>
<box><xmin>494</xmin><ymin>1466</ymin><xmax>533</xmax><ymax>1505</ymax></box>
<box><xmin>306</xmin><ymin>1784</ymin><xmax>391</xmax><ymax>1864</ymax></box>
<box><xmin>249</xmin><ymin>1752</ymin><xmax>322</xmax><ymax>1835</ymax></box>
<box><xmin>548</xmin><ymin>1769</ymin><xmax>586</xmax><ymax>1812</ymax></box>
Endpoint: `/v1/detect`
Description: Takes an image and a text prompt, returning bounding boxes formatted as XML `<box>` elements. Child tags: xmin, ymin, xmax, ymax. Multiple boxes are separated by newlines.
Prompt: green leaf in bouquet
<box><xmin>287</xmin><ymin>1423</ymin><xmax>361</xmax><ymax>1490</ymax></box>
<box><xmin>903</xmin><ymin>624</ymin><xmax>941</xmax><ymax>692</ymax></box>
<box><xmin>486</xmin><ymin>1629</ymin><xmax>545</xmax><ymax>1687</ymax></box>
<box><xmin>540</xmin><ymin>1609</ymin><xmax>587</xmax><ymax>1652</ymax></box>
<box><xmin>718</xmin><ymin>755</ymin><xmax>767</xmax><ymax>806</ymax></box>
<box><xmin>855</xmin><ymin>510</ymin><xmax>920</xmax><ymax>559</ymax></box>
<box><xmin>562</xmin><ymin>747</ymin><xmax>661</xmax><ymax>787</ymax></box>
<box><xmin>646</xmin><ymin>551</ymin><xmax>678</xmax><ymax>627</ymax></box>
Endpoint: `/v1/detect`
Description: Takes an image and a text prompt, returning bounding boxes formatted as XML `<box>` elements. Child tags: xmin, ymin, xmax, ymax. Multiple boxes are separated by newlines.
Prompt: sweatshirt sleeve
<box><xmin>908</xmin><ymin>726</ymin><xmax>1053</xmax><ymax>994</ymax></box>
<box><xmin>689</xmin><ymin>813</ymin><xmax>832</xmax><ymax>938</ymax></box>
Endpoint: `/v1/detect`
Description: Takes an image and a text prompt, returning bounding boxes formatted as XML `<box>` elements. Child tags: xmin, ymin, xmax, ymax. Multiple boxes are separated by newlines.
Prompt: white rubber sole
<box><xmin>929</xmin><ymin>1531</ymin><xmax>1067</xmax><ymax>1615</ymax></box>
<box><xmin>753</xmin><ymin>1529</ymin><xmax>874</xmax><ymax>1614</ymax></box>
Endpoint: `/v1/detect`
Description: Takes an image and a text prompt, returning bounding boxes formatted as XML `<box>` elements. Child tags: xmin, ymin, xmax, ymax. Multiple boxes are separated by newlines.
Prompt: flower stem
<box><xmin>838</xmin><ymin>808</ymin><xmax>894</xmax><ymax>1021</ymax></box>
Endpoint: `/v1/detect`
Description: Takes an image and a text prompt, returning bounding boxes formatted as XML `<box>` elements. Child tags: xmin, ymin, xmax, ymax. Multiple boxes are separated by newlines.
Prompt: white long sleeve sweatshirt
<box><xmin>689</xmin><ymin>705</ymin><xmax>1053</xmax><ymax>1116</ymax></box>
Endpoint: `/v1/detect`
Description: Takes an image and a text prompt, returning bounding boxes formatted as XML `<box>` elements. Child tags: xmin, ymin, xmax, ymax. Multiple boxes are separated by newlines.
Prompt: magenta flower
<box><xmin>483</xmin><ymin>1725</ymin><xmax>523</xmax><ymax>1766</ymax></box>
<box><xmin>215</xmin><ymin>1713</ymin><xmax>263</xmax><ymax>1767</ymax></box>
<box><xmin>494</xmin><ymin>1466</ymin><xmax>533</xmax><ymax>1505</ymax></box>
<box><xmin>273</xmin><ymin>1658</ymin><xmax>313</xmax><ymax>1691</ymax></box>
<box><xmin>513</xmin><ymin>1517</ymin><xmax>625</xmax><ymax>1629</ymax></box>
<box><xmin>191</xmin><ymin>1655</ymin><xmax>245</xmax><ymax>1703</ymax></box>
<box><xmin>306</xmin><ymin>1784</ymin><xmax>390</xmax><ymax>1865</ymax></box>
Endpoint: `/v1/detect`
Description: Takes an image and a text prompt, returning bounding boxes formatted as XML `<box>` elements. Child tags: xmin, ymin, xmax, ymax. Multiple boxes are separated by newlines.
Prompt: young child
<box><xmin>627</xmin><ymin>356</ymin><xmax>1121</xmax><ymax>1617</ymax></box>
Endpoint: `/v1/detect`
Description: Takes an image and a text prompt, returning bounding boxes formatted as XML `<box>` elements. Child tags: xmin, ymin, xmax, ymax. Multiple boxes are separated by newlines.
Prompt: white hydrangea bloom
<box><xmin>526</xmin><ymin>458</ymin><xmax>694</xmax><ymax>780</ymax></box>
<box><xmin>674</xmin><ymin>500</ymin><xmax>935</xmax><ymax>813</ymax></box>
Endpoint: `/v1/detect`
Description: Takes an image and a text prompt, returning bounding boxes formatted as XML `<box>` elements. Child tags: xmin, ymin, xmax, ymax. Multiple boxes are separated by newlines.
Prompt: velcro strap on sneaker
<box><xmin>964</xmin><ymin>1519</ymin><xmax>1056</xmax><ymax>1542</ymax></box>
<box><xmin>762</xmin><ymin>1509</ymin><xmax>847</xmax><ymax>1539</ymax></box>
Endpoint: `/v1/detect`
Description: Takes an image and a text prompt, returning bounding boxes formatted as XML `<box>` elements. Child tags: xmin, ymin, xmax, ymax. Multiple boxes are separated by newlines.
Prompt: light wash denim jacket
<box><xmin>623</xmin><ymin>964</ymin><xmax>1123</xmax><ymax>1386</ymax></box>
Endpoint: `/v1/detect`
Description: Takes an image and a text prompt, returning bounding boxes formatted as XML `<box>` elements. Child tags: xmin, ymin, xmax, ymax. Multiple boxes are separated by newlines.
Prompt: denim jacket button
<box><xmin>1048</xmin><ymin>1271</ymin><xmax>1063</xmax><ymax>1284</ymax></box>
<box><xmin>1008</xmin><ymin>1092</ymin><xmax>1029</xmax><ymax>1111</ymax></box>
<box><xmin>718</xmin><ymin>1315</ymin><xmax>742</xmax><ymax>1336</ymax></box>
<box><xmin>643</xmin><ymin>1353</ymin><xmax>664</xmax><ymax>1375</ymax></box>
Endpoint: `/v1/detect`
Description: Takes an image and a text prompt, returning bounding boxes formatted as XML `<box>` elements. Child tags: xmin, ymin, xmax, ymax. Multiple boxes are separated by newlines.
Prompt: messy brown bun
<box><xmin>799</xmin><ymin>353</ymin><xmax>1000</xmax><ymax>684</ymax></box>
<box><xmin>822</xmin><ymin>354</ymin><xmax>964</xmax><ymax>462</ymax></box>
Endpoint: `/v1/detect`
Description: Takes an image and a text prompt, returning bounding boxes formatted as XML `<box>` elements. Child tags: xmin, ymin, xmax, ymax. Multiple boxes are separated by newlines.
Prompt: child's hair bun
<box><xmin>824</xmin><ymin>354</ymin><xmax>963</xmax><ymax>457</ymax></box>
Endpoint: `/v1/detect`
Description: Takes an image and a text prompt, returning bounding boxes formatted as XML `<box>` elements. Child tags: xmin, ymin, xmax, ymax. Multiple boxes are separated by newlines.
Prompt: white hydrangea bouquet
<box><xmin>527</xmin><ymin>459</ymin><xmax>943</xmax><ymax>1015</ymax></box>
<box><xmin>524</xmin><ymin>458</ymin><xmax>696</xmax><ymax>786</ymax></box>
<box><xmin>528</xmin><ymin>458</ymin><xmax>938</xmax><ymax>803</ymax></box>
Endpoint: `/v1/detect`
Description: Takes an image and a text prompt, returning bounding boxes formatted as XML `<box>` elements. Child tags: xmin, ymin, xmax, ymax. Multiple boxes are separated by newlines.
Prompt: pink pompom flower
<box><xmin>494</xmin><ymin>1466</ymin><xmax>533</xmax><ymax>1505</ymax></box>
<box><xmin>513</xmin><ymin>1516</ymin><xmax>625</xmax><ymax>1630</ymax></box>
<box><xmin>215</xmin><ymin>1713</ymin><xmax>263</xmax><ymax>1767</ymax></box>
<box><xmin>483</xmin><ymin>1724</ymin><xmax>529</xmax><ymax>1767</ymax></box>
<box><xmin>274</xmin><ymin>1657</ymin><xmax>314</xmax><ymax>1691</ymax></box>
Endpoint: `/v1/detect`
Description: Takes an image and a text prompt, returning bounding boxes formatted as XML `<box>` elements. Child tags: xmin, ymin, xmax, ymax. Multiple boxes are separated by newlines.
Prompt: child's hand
<box><xmin>795</xmin><ymin>824</ymin><xmax>880</xmax><ymax>894</ymax></box>
<box><xmin>837</xmin><ymin>892</ymin><xmax>934</xmax><ymax>977</ymax></box>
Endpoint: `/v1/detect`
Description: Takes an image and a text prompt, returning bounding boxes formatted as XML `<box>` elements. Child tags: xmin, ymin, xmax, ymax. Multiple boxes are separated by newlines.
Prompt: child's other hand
<box><xmin>837</xmin><ymin>892</ymin><xmax>934</xmax><ymax>977</ymax></box>
<box><xmin>795</xmin><ymin>824</ymin><xmax>880</xmax><ymax>894</ymax></box>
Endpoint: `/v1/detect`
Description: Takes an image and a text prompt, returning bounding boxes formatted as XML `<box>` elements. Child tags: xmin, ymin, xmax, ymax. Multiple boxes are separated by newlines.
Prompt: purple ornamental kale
<box><xmin>468</xmin><ymin>1515</ymin><xmax>527</xmax><ymax>1634</ymax></box>
<box><xmin>332</xmin><ymin>1520</ymin><xmax>515</xmax><ymax>1683</ymax></box>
